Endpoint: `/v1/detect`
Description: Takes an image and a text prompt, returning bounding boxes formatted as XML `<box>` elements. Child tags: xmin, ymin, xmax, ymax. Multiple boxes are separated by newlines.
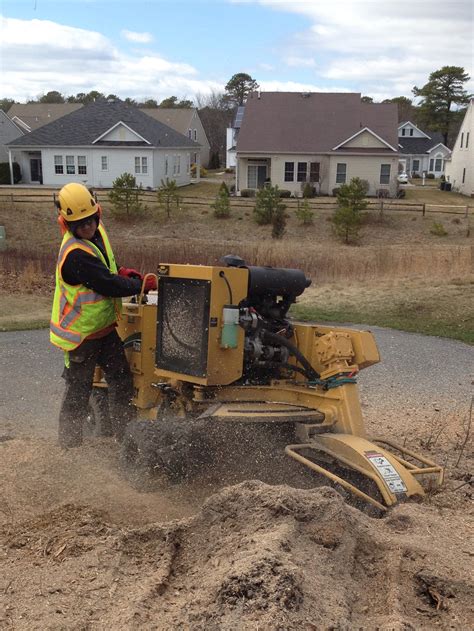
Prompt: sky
<box><xmin>1</xmin><ymin>0</ymin><xmax>473</xmax><ymax>104</ymax></box>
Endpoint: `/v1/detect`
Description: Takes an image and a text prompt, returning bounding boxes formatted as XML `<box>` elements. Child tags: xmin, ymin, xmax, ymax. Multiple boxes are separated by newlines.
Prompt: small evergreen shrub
<box><xmin>241</xmin><ymin>189</ymin><xmax>255</xmax><ymax>198</ymax></box>
<box><xmin>157</xmin><ymin>178</ymin><xmax>180</xmax><ymax>218</ymax></box>
<box><xmin>0</xmin><ymin>162</ymin><xmax>21</xmax><ymax>184</ymax></box>
<box><xmin>296</xmin><ymin>198</ymin><xmax>314</xmax><ymax>225</ymax></box>
<box><xmin>426</xmin><ymin>173</ymin><xmax>435</xmax><ymax>179</ymax></box>
<box><xmin>211</xmin><ymin>181</ymin><xmax>231</xmax><ymax>218</ymax></box>
<box><xmin>332</xmin><ymin>187</ymin><xmax>341</xmax><ymax>196</ymax></box>
<box><xmin>302</xmin><ymin>183</ymin><xmax>316</xmax><ymax>198</ymax></box>
<box><xmin>278</xmin><ymin>189</ymin><xmax>292</xmax><ymax>198</ymax></box>
<box><xmin>108</xmin><ymin>173</ymin><xmax>145</xmax><ymax>220</ymax></box>
<box><xmin>254</xmin><ymin>184</ymin><xmax>285</xmax><ymax>226</ymax></box>
<box><xmin>430</xmin><ymin>221</ymin><xmax>448</xmax><ymax>236</ymax></box>
<box><xmin>271</xmin><ymin>203</ymin><xmax>286</xmax><ymax>239</ymax></box>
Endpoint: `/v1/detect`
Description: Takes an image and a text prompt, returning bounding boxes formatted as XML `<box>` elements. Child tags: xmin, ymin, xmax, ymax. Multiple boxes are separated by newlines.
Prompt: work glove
<box><xmin>143</xmin><ymin>276</ymin><xmax>157</xmax><ymax>293</ymax></box>
<box><xmin>118</xmin><ymin>266</ymin><xmax>143</xmax><ymax>280</ymax></box>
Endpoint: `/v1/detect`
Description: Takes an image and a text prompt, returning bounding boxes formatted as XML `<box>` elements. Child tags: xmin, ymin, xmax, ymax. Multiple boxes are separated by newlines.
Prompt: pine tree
<box><xmin>108</xmin><ymin>173</ymin><xmax>145</xmax><ymax>220</ymax></box>
<box><xmin>211</xmin><ymin>182</ymin><xmax>231</xmax><ymax>218</ymax></box>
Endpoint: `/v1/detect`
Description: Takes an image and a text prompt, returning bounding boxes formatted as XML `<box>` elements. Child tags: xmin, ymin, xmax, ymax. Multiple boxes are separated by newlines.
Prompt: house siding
<box><xmin>445</xmin><ymin>101</ymin><xmax>473</xmax><ymax>197</ymax></box>
<box><xmin>237</xmin><ymin>153</ymin><xmax>398</xmax><ymax>196</ymax></box>
<box><xmin>15</xmin><ymin>147</ymin><xmax>193</xmax><ymax>188</ymax></box>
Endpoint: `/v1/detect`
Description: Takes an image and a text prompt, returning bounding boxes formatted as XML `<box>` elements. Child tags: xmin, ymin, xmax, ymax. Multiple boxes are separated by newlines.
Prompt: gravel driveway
<box><xmin>0</xmin><ymin>327</ymin><xmax>472</xmax><ymax>439</ymax></box>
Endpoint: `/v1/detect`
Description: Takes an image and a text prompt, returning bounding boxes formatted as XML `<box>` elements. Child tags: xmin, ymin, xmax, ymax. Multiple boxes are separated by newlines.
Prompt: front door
<box><xmin>30</xmin><ymin>158</ymin><xmax>43</xmax><ymax>183</ymax></box>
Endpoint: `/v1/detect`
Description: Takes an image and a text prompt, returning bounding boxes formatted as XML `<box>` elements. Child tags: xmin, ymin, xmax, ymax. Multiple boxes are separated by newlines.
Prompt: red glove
<box><xmin>118</xmin><ymin>267</ymin><xmax>143</xmax><ymax>280</ymax></box>
<box><xmin>143</xmin><ymin>276</ymin><xmax>157</xmax><ymax>293</ymax></box>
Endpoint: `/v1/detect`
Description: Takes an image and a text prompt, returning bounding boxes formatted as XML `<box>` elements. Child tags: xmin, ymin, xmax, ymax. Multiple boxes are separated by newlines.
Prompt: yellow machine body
<box><xmin>102</xmin><ymin>262</ymin><xmax>444</xmax><ymax>512</ymax></box>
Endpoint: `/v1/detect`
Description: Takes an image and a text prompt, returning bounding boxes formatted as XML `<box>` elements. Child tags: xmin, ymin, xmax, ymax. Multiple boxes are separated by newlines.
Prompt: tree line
<box><xmin>0</xmin><ymin>67</ymin><xmax>470</xmax><ymax>158</ymax></box>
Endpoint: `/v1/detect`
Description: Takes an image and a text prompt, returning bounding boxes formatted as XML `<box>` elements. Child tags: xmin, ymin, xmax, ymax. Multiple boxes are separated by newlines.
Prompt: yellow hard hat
<box><xmin>56</xmin><ymin>183</ymin><xmax>98</xmax><ymax>221</ymax></box>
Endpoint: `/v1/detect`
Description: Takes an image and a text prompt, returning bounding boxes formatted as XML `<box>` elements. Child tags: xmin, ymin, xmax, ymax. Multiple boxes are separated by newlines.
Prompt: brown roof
<box><xmin>140</xmin><ymin>108</ymin><xmax>195</xmax><ymax>135</ymax></box>
<box><xmin>7</xmin><ymin>103</ymin><xmax>83</xmax><ymax>131</ymax></box>
<box><xmin>236</xmin><ymin>92</ymin><xmax>398</xmax><ymax>154</ymax></box>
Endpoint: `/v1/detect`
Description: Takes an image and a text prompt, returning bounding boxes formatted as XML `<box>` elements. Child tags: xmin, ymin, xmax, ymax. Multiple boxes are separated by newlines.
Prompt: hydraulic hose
<box><xmin>261</xmin><ymin>330</ymin><xmax>320</xmax><ymax>380</ymax></box>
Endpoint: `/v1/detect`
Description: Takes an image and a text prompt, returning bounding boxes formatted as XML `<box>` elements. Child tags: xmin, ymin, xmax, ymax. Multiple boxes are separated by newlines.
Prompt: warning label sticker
<box><xmin>365</xmin><ymin>451</ymin><xmax>407</xmax><ymax>494</ymax></box>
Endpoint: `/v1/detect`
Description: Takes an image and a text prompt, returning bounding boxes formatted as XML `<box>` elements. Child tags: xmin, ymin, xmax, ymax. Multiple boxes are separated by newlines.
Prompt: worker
<box><xmin>50</xmin><ymin>182</ymin><xmax>156</xmax><ymax>448</ymax></box>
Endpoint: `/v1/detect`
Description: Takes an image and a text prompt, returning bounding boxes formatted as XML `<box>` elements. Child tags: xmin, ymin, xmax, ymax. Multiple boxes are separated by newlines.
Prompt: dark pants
<box><xmin>58</xmin><ymin>329</ymin><xmax>134</xmax><ymax>448</ymax></box>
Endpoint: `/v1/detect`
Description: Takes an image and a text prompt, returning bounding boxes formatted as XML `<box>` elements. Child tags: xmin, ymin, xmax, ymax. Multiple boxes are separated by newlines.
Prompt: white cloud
<box><xmin>121</xmin><ymin>30</ymin><xmax>154</xmax><ymax>44</ymax></box>
<box><xmin>0</xmin><ymin>16</ymin><xmax>219</xmax><ymax>102</ymax></box>
<box><xmin>252</xmin><ymin>0</ymin><xmax>474</xmax><ymax>97</ymax></box>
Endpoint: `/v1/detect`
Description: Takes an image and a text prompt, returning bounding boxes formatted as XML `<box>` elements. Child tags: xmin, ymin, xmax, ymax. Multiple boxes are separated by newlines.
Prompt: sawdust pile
<box><xmin>1</xmin><ymin>480</ymin><xmax>472</xmax><ymax>630</ymax></box>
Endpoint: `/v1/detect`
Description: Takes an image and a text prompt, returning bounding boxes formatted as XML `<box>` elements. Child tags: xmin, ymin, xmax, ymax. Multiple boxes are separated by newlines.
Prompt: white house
<box><xmin>0</xmin><ymin>109</ymin><xmax>24</xmax><ymax>163</ymax></box>
<box><xmin>226</xmin><ymin>105</ymin><xmax>245</xmax><ymax>169</ymax></box>
<box><xmin>445</xmin><ymin>99</ymin><xmax>473</xmax><ymax>197</ymax></box>
<box><xmin>397</xmin><ymin>121</ymin><xmax>451</xmax><ymax>178</ymax></box>
<box><xmin>235</xmin><ymin>92</ymin><xmax>400</xmax><ymax>197</ymax></box>
<box><xmin>7</xmin><ymin>99</ymin><xmax>201</xmax><ymax>188</ymax></box>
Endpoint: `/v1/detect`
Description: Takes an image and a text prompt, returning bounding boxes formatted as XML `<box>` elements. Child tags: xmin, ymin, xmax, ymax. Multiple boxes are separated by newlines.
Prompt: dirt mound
<box><xmin>2</xmin><ymin>480</ymin><xmax>473</xmax><ymax>629</ymax></box>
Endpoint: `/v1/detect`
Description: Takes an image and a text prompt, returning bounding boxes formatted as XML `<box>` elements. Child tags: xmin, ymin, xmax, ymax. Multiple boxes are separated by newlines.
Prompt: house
<box><xmin>444</xmin><ymin>99</ymin><xmax>473</xmax><ymax>197</ymax></box>
<box><xmin>235</xmin><ymin>92</ymin><xmax>399</xmax><ymax>197</ymax></box>
<box><xmin>7</xmin><ymin>99</ymin><xmax>201</xmax><ymax>188</ymax></box>
<box><xmin>397</xmin><ymin>121</ymin><xmax>451</xmax><ymax>178</ymax></box>
<box><xmin>141</xmin><ymin>108</ymin><xmax>210</xmax><ymax>167</ymax></box>
<box><xmin>0</xmin><ymin>110</ymin><xmax>24</xmax><ymax>163</ymax></box>
<box><xmin>7</xmin><ymin>103</ymin><xmax>83</xmax><ymax>133</ymax></box>
<box><xmin>226</xmin><ymin>105</ymin><xmax>245</xmax><ymax>169</ymax></box>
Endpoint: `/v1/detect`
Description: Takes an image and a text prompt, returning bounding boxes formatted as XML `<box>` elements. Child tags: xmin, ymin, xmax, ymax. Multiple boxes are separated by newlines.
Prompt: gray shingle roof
<box><xmin>398</xmin><ymin>132</ymin><xmax>446</xmax><ymax>154</ymax></box>
<box><xmin>236</xmin><ymin>92</ymin><xmax>398</xmax><ymax>154</ymax></box>
<box><xmin>8</xmin><ymin>100</ymin><xmax>200</xmax><ymax>148</ymax></box>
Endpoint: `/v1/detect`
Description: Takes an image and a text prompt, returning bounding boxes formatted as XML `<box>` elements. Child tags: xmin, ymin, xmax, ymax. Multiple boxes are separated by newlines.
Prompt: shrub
<box><xmin>229</xmin><ymin>184</ymin><xmax>236</xmax><ymax>194</ymax></box>
<box><xmin>0</xmin><ymin>162</ymin><xmax>21</xmax><ymax>184</ymax></box>
<box><xmin>191</xmin><ymin>164</ymin><xmax>208</xmax><ymax>178</ymax></box>
<box><xmin>225</xmin><ymin>167</ymin><xmax>234</xmax><ymax>174</ymax></box>
<box><xmin>332</xmin><ymin>187</ymin><xmax>340</xmax><ymax>197</ymax></box>
<box><xmin>302</xmin><ymin>183</ymin><xmax>316</xmax><ymax>198</ymax></box>
<box><xmin>108</xmin><ymin>173</ymin><xmax>145</xmax><ymax>220</ymax></box>
<box><xmin>337</xmin><ymin>177</ymin><xmax>369</xmax><ymax>212</ymax></box>
<box><xmin>278</xmin><ymin>189</ymin><xmax>292</xmax><ymax>198</ymax></box>
<box><xmin>157</xmin><ymin>178</ymin><xmax>180</xmax><ymax>218</ymax></box>
<box><xmin>211</xmin><ymin>182</ymin><xmax>231</xmax><ymax>218</ymax></box>
<box><xmin>412</xmin><ymin>172</ymin><xmax>420</xmax><ymax>178</ymax></box>
<box><xmin>254</xmin><ymin>184</ymin><xmax>286</xmax><ymax>225</ymax></box>
<box><xmin>332</xmin><ymin>206</ymin><xmax>362</xmax><ymax>244</ymax></box>
<box><xmin>271</xmin><ymin>203</ymin><xmax>286</xmax><ymax>239</ymax></box>
<box><xmin>396</xmin><ymin>188</ymin><xmax>406</xmax><ymax>199</ymax></box>
<box><xmin>296</xmin><ymin>198</ymin><xmax>314</xmax><ymax>225</ymax></box>
<box><xmin>241</xmin><ymin>189</ymin><xmax>255</xmax><ymax>198</ymax></box>
<box><xmin>430</xmin><ymin>221</ymin><xmax>448</xmax><ymax>236</ymax></box>
<box><xmin>426</xmin><ymin>173</ymin><xmax>435</xmax><ymax>179</ymax></box>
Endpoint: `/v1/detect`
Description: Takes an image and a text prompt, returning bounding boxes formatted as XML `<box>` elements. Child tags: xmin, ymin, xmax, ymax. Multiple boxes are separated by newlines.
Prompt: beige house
<box><xmin>445</xmin><ymin>99</ymin><xmax>473</xmax><ymax>197</ymax></box>
<box><xmin>141</xmin><ymin>108</ymin><xmax>210</xmax><ymax>167</ymax></box>
<box><xmin>235</xmin><ymin>92</ymin><xmax>399</xmax><ymax>197</ymax></box>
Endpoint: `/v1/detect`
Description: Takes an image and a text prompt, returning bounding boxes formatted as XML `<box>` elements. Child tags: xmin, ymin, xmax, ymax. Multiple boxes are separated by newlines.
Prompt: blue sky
<box><xmin>1</xmin><ymin>0</ymin><xmax>473</xmax><ymax>103</ymax></box>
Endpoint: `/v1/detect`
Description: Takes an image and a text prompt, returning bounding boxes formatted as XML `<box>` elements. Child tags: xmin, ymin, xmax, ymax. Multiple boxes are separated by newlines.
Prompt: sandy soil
<box><xmin>0</xmin><ymin>386</ymin><xmax>472</xmax><ymax>629</ymax></box>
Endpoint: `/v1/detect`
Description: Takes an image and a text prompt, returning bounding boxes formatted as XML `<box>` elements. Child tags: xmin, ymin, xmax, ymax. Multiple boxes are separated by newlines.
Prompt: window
<box><xmin>284</xmin><ymin>162</ymin><xmax>294</xmax><ymax>182</ymax></box>
<box><xmin>462</xmin><ymin>168</ymin><xmax>466</xmax><ymax>184</ymax></box>
<box><xmin>336</xmin><ymin>163</ymin><xmax>346</xmax><ymax>184</ymax></box>
<box><xmin>54</xmin><ymin>155</ymin><xmax>63</xmax><ymax>174</ymax></box>
<box><xmin>66</xmin><ymin>155</ymin><xmax>75</xmax><ymax>175</ymax></box>
<box><xmin>412</xmin><ymin>159</ymin><xmax>420</xmax><ymax>172</ymax></box>
<box><xmin>78</xmin><ymin>156</ymin><xmax>87</xmax><ymax>175</ymax></box>
<box><xmin>187</xmin><ymin>153</ymin><xmax>191</xmax><ymax>174</ymax></box>
<box><xmin>401</xmin><ymin>128</ymin><xmax>405</xmax><ymax>136</ymax></box>
<box><xmin>165</xmin><ymin>155</ymin><xmax>169</xmax><ymax>176</ymax></box>
<box><xmin>134</xmin><ymin>156</ymin><xmax>148</xmax><ymax>174</ymax></box>
<box><xmin>297</xmin><ymin>162</ymin><xmax>307</xmax><ymax>182</ymax></box>
<box><xmin>310</xmin><ymin>162</ymin><xmax>320</xmax><ymax>182</ymax></box>
<box><xmin>380</xmin><ymin>164</ymin><xmax>391</xmax><ymax>184</ymax></box>
<box><xmin>466</xmin><ymin>132</ymin><xmax>470</xmax><ymax>148</ymax></box>
<box><xmin>176</xmin><ymin>155</ymin><xmax>180</xmax><ymax>175</ymax></box>
<box><xmin>101</xmin><ymin>156</ymin><xmax>108</xmax><ymax>171</ymax></box>
<box><xmin>460</xmin><ymin>133</ymin><xmax>464</xmax><ymax>148</ymax></box>
<box><xmin>173</xmin><ymin>155</ymin><xmax>177</xmax><ymax>175</ymax></box>
<box><xmin>193</xmin><ymin>129</ymin><xmax>197</xmax><ymax>141</ymax></box>
<box><xmin>188</xmin><ymin>129</ymin><xmax>192</xmax><ymax>139</ymax></box>
<box><xmin>409</xmin><ymin>129</ymin><xmax>413</xmax><ymax>136</ymax></box>
<box><xmin>434</xmin><ymin>158</ymin><xmax>442</xmax><ymax>172</ymax></box>
<box><xmin>247</xmin><ymin>164</ymin><xmax>267</xmax><ymax>189</ymax></box>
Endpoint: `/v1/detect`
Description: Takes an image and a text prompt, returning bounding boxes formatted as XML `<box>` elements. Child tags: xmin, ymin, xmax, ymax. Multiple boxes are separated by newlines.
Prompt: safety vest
<box><xmin>50</xmin><ymin>223</ymin><xmax>121</xmax><ymax>352</ymax></box>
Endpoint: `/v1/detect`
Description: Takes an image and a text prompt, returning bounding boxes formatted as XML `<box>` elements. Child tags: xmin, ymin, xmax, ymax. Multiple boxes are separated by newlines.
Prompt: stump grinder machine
<box><xmin>92</xmin><ymin>255</ymin><xmax>443</xmax><ymax>512</ymax></box>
